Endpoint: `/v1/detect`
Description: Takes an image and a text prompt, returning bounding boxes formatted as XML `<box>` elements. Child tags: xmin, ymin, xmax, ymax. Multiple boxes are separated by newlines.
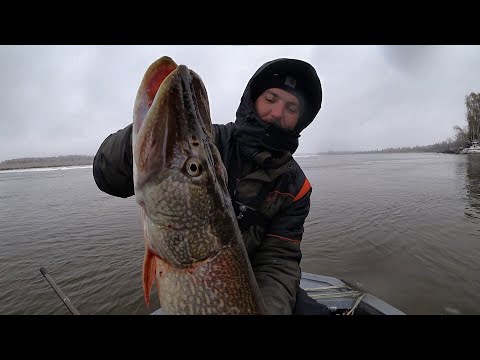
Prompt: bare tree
<box><xmin>465</xmin><ymin>92</ymin><xmax>480</xmax><ymax>142</ymax></box>
<box><xmin>453</xmin><ymin>125</ymin><xmax>469</xmax><ymax>148</ymax></box>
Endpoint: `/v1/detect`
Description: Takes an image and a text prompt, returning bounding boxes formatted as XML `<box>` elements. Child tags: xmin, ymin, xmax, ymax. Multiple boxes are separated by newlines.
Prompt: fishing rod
<box><xmin>39</xmin><ymin>267</ymin><xmax>80</xmax><ymax>315</ymax></box>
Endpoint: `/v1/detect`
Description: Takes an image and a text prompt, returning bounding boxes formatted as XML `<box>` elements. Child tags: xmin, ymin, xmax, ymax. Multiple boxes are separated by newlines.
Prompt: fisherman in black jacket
<box><xmin>93</xmin><ymin>57</ymin><xmax>329</xmax><ymax>315</ymax></box>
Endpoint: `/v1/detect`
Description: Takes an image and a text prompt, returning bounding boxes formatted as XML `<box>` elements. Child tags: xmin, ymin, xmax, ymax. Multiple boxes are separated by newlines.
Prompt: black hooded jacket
<box><xmin>93</xmin><ymin>58</ymin><xmax>322</xmax><ymax>314</ymax></box>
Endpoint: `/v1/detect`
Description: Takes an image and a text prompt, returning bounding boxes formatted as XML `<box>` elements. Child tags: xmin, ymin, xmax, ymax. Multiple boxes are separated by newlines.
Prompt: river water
<box><xmin>0</xmin><ymin>153</ymin><xmax>478</xmax><ymax>315</ymax></box>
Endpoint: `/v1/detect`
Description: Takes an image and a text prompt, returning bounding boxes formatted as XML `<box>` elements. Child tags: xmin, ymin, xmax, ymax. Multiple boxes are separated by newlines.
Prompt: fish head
<box><xmin>132</xmin><ymin>56</ymin><xmax>232</xmax><ymax>268</ymax></box>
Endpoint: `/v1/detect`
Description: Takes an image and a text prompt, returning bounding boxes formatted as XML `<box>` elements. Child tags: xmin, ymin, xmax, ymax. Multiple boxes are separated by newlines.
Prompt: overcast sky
<box><xmin>1</xmin><ymin>45</ymin><xmax>479</xmax><ymax>161</ymax></box>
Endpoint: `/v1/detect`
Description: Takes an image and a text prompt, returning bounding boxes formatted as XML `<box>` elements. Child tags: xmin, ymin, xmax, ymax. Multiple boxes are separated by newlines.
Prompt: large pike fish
<box><xmin>132</xmin><ymin>56</ymin><xmax>267</xmax><ymax>315</ymax></box>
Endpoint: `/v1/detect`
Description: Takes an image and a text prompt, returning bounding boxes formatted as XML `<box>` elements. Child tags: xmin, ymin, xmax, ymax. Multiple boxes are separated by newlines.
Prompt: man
<box><xmin>93</xmin><ymin>57</ymin><xmax>328</xmax><ymax>315</ymax></box>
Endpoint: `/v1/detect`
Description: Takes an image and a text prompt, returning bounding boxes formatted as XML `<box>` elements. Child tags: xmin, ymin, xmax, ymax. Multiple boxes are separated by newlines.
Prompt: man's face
<box><xmin>254</xmin><ymin>88</ymin><xmax>300</xmax><ymax>131</ymax></box>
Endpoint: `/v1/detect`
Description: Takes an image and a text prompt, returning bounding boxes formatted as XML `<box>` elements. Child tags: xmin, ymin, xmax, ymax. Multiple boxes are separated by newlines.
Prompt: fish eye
<box><xmin>186</xmin><ymin>158</ymin><xmax>202</xmax><ymax>177</ymax></box>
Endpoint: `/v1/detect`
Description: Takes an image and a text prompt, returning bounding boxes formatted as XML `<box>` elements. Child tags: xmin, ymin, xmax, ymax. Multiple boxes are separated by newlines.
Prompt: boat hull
<box><xmin>300</xmin><ymin>272</ymin><xmax>405</xmax><ymax>315</ymax></box>
<box><xmin>151</xmin><ymin>271</ymin><xmax>406</xmax><ymax>315</ymax></box>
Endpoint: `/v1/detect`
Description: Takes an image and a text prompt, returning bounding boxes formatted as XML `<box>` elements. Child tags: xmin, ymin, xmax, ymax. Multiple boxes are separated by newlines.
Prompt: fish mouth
<box><xmin>132</xmin><ymin>56</ymin><xmax>212</xmax><ymax>190</ymax></box>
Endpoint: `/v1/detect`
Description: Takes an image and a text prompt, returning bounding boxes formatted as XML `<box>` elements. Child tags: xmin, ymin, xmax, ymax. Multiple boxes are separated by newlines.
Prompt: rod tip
<box><xmin>40</xmin><ymin>267</ymin><xmax>47</xmax><ymax>275</ymax></box>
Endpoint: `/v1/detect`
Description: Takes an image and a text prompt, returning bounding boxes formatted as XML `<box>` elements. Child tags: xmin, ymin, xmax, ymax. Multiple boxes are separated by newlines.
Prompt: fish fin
<box><xmin>142</xmin><ymin>248</ymin><xmax>156</xmax><ymax>306</ymax></box>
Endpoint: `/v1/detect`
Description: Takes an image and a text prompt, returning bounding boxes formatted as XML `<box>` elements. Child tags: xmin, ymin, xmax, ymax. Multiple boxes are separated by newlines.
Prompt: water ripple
<box><xmin>1</xmin><ymin>154</ymin><xmax>480</xmax><ymax>315</ymax></box>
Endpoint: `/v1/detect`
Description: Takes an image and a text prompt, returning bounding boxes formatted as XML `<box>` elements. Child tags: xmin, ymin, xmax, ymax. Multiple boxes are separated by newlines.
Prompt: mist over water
<box><xmin>1</xmin><ymin>153</ymin><xmax>479</xmax><ymax>315</ymax></box>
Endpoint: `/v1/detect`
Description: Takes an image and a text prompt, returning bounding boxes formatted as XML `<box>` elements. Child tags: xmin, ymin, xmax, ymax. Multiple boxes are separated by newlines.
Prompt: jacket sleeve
<box><xmin>251</xmin><ymin>187</ymin><xmax>312</xmax><ymax>315</ymax></box>
<box><xmin>92</xmin><ymin>123</ymin><xmax>134</xmax><ymax>198</ymax></box>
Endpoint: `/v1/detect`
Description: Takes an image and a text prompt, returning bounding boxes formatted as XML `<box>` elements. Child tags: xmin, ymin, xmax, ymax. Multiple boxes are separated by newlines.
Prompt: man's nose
<box><xmin>270</xmin><ymin>103</ymin><xmax>284</xmax><ymax>119</ymax></box>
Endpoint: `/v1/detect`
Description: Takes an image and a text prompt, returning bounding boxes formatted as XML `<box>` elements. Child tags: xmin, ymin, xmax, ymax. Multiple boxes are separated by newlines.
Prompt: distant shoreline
<box><xmin>0</xmin><ymin>155</ymin><xmax>94</xmax><ymax>171</ymax></box>
<box><xmin>0</xmin><ymin>149</ymin><xmax>459</xmax><ymax>171</ymax></box>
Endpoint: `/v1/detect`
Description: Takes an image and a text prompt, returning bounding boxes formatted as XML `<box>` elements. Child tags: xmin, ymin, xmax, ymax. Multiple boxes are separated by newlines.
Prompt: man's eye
<box><xmin>265</xmin><ymin>97</ymin><xmax>274</xmax><ymax>102</ymax></box>
<box><xmin>287</xmin><ymin>105</ymin><xmax>298</xmax><ymax>113</ymax></box>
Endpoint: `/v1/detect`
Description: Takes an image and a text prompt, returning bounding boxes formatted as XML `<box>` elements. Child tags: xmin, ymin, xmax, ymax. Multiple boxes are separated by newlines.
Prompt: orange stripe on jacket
<box><xmin>293</xmin><ymin>178</ymin><xmax>311</xmax><ymax>202</ymax></box>
<box><xmin>266</xmin><ymin>234</ymin><xmax>301</xmax><ymax>244</ymax></box>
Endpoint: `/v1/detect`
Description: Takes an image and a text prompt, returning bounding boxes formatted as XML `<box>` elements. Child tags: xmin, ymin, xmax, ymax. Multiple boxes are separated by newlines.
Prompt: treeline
<box><xmin>0</xmin><ymin>155</ymin><xmax>94</xmax><ymax>170</ymax></box>
<box><xmin>356</xmin><ymin>141</ymin><xmax>457</xmax><ymax>154</ymax></box>
<box><xmin>317</xmin><ymin>140</ymin><xmax>457</xmax><ymax>155</ymax></box>
<box><xmin>317</xmin><ymin>137</ymin><xmax>465</xmax><ymax>155</ymax></box>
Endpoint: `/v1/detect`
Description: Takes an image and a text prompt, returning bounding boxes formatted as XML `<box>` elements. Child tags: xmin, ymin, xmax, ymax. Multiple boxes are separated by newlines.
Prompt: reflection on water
<box><xmin>298</xmin><ymin>153</ymin><xmax>480</xmax><ymax>315</ymax></box>
<box><xmin>465</xmin><ymin>155</ymin><xmax>480</xmax><ymax>219</ymax></box>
